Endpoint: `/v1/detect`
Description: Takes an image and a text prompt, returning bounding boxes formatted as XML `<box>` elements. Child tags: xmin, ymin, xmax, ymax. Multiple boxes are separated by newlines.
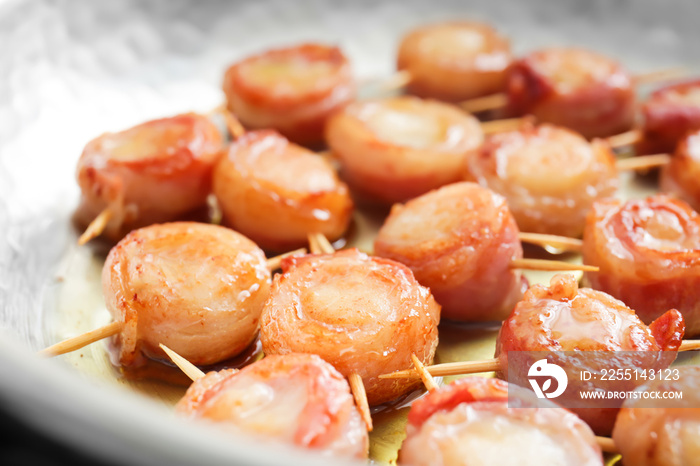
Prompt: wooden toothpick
<box><xmin>159</xmin><ymin>343</ymin><xmax>205</xmax><ymax>382</ymax></box>
<box><xmin>480</xmin><ymin>117</ymin><xmax>530</xmax><ymax>135</ymax></box>
<box><xmin>459</xmin><ymin>92</ymin><xmax>509</xmax><ymax>114</ymax></box>
<box><xmin>266</xmin><ymin>248</ymin><xmax>307</xmax><ymax>271</ymax></box>
<box><xmin>307</xmin><ymin>232</ymin><xmax>335</xmax><ymax>255</ymax></box>
<box><xmin>219</xmin><ymin>107</ymin><xmax>246</xmax><ymax>139</ymax></box>
<box><xmin>382</xmin><ymin>340</ymin><xmax>700</xmax><ymax>381</ymax></box>
<box><xmin>39</xmin><ymin>321</ymin><xmax>123</xmax><ymax>357</ymax></box>
<box><xmin>509</xmin><ymin>258</ymin><xmax>599</xmax><ymax>273</ymax></box>
<box><xmin>78</xmin><ymin>208</ymin><xmax>113</xmax><ymax>246</ymax></box>
<box><xmin>411</xmin><ymin>353</ymin><xmax>439</xmax><ymax>392</ymax></box>
<box><xmin>605</xmin><ymin>129</ymin><xmax>642</xmax><ymax>149</ymax></box>
<box><xmin>379</xmin><ymin>358</ymin><xmax>501</xmax><ymax>380</ymax></box>
<box><xmin>615</xmin><ymin>154</ymin><xmax>671</xmax><ymax>171</ymax></box>
<box><xmin>348</xmin><ymin>373</ymin><xmax>373</xmax><ymax>431</ymax></box>
<box><xmin>596</xmin><ymin>436</ymin><xmax>618</xmax><ymax>454</ymax></box>
<box><xmin>518</xmin><ymin>232</ymin><xmax>584</xmax><ymax>253</ymax></box>
<box><xmin>633</xmin><ymin>67</ymin><xmax>687</xmax><ymax>86</ymax></box>
<box><xmin>679</xmin><ymin>340</ymin><xmax>700</xmax><ymax>352</ymax></box>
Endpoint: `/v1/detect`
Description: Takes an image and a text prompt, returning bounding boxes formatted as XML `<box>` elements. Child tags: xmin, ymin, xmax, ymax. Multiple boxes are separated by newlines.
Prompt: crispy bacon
<box><xmin>506</xmin><ymin>48</ymin><xmax>635</xmax><ymax>139</ymax></box>
<box><xmin>613</xmin><ymin>366</ymin><xmax>700</xmax><ymax>466</ymax></box>
<box><xmin>103</xmin><ymin>222</ymin><xmax>271</xmax><ymax>369</ymax></box>
<box><xmin>176</xmin><ymin>354</ymin><xmax>369</xmax><ymax>459</ymax></box>
<box><xmin>213</xmin><ymin>130</ymin><xmax>353</xmax><ymax>251</ymax></box>
<box><xmin>325</xmin><ymin>96</ymin><xmax>483</xmax><ymax>204</ymax></box>
<box><xmin>466</xmin><ymin>123</ymin><xmax>618</xmax><ymax>237</ymax></box>
<box><xmin>75</xmin><ymin>113</ymin><xmax>223</xmax><ymax>241</ymax></box>
<box><xmin>399</xmin><ymin>377</ymin><xmax>603</xmax><ymax>466</ymax></box>
<box><xmin>660</xmin><ymin>128</ymin><xmax>700</xmax><ymax>212</ymax></box>
<box><xmin>397</xmin><ymin>21</ymin><xmax>512</xmax><ymax>102</ymax></box>
<box><xmin>259</xmin><ymin>249</ymin><xmax>440</xmax><ymax>405</ymax></box>
<box><xmin>223</xmin><ymin>43</ymin><xmax>355</xmax><ymax>146</ymax></box>
<box><xmin>374</xmin><ymin>182</ymin><xmax>526</xmax><ymax>322</ymax></box>
<box><xmin>583</xmin><ymin>195</ymin><xmax>700</xmax><ymax>336</ymax></box>
<box><xmin>639</xmin><ymin>79</ymin><xmax>700</xmax><ymax>154</ymax></box>
<box><xmin>406</xmin><ymin>377</ymin><xmax>509</xmax><ymax>428</ymax></box>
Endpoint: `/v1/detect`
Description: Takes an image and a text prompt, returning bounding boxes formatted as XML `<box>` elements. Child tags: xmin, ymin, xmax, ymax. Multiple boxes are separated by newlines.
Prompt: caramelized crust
<box><xmin>399</xmin><ymin>377</ymin><xmax>603</xmax><ymax>466</ymax></box>
<box><xmin>213</xmin><ymin>130</ymin><xmax>353</xmax><ymax>251</ymax></box>
<box><xmin>496</xmin><ymin>274</ymin><xmax>684</xmax><ymax>435</ymax></box>
<box><xmin>506</xmin><ymin>48</ymin><xmax>635</xmax><ymax>138</ymax></box>
<box><xmin>176</xmin><ymin>354</ymin><xmax>369</xmax><ymax>459</ymax></box>
<box><xmin>397</xmin><ymin>21</ymin><xmax>512</xmax><ymax>102</ymax></box>
<box><xmin>326</xmin><ymin>96</ymin><xmax>483</xmax><ymax>204</ymax></box>
<box><xmin>260</xmin><ymin>249</ymin><xmax>440</xmax><ymax>405</ymax></box>
<box><xmin>466</xmin><ymin>123</ymin><xmax>618</xmax><ymax>237</ymax></box>
<box><xmin>613</xmin><ymin>366</ymin><xmax>700</xmax><ymax>466</ymax></box>
<box><xmin>640</xmin><ymin>79</ymin><xmax>700</xmax><ymax>154</ymax></box>
<box><xmin>374</xmin><ymin>182</ymin><xmax>526</xmax><ymax>322</ymax></box>
<box><xmin>583</xmin><ymin>195</ymin><xmax>700</xmax><ymax>336</ymax></box>
<box><xmin>75</xmin><ymin>113</ymin><xmax>223</xmax><ymax>241</ymax></box>
<box><xmin>660</xmin><ymin>129</ymin><xmax>700</xmax><ymax>212</ymax></box>
<box><xmin>223</xmin><ymin>43</ymin><xmax>355</xmax><ymax>146</ymax></box>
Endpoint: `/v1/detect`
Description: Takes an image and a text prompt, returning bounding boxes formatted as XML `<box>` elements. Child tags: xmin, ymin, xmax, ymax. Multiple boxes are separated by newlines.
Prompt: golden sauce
<box><xmin>117</xmin><ymin>338</ymin><xmax>264</xmax><ymax>387</ymax></box>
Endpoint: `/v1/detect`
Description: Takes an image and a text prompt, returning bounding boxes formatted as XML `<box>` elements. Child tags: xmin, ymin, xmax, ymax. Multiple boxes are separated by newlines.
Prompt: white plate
<box><xmin>1</xmin><ymin>0</ymin><xmax>698</xmax><ymax>463</ymax></box>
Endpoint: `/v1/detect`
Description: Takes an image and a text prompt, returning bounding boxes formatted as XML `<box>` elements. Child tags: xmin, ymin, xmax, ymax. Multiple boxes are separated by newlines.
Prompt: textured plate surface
<box><xmin>2</xmin><ymin>0</ymin><xmax>700</xmax><ymax>464</ymax></box>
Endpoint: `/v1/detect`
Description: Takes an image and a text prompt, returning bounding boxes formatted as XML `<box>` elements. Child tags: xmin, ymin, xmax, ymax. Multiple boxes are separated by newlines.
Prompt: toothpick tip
<box><xmin>159</xmin><ymin>343</ymin><xmax>205</xmax><ymax>382</ymax></box>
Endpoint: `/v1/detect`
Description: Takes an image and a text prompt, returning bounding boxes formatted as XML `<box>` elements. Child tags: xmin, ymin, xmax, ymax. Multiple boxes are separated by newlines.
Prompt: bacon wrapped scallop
<box><xmin>583</xmin><ymin>195</ymin><xmax>700</xmax><ymax>336</ymax></box>
<box><xmin>506</xmin><ymin>48</ymin><xmax>635</xmax><ymax>139</ymax></box>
